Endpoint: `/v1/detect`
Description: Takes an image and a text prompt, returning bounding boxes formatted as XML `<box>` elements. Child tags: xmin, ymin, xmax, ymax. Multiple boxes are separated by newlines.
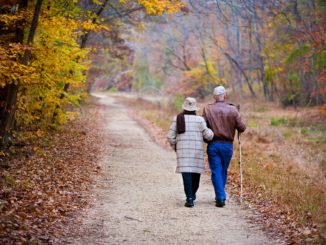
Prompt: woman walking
<box><xmin>167</xmin><ymin>97</ymin><xmax>213</xmax><ymax>207</ymax></box>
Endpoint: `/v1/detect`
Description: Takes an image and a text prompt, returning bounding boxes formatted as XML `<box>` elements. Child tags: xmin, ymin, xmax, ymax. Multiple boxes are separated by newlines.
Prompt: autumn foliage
<box><xmin>0</xmin><ymin>0</ymin><xmax>184</xmax><ymax>149</ymax></box>
<box><xmin>127</xmin><ymin>1</ymin><xmax>325</xmax><ymax>106</ymax></box>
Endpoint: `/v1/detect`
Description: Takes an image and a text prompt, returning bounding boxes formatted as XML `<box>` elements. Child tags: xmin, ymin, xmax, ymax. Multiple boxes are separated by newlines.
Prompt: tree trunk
<box><xmin>57</xmin><ymin>0</ymin><xmax>109</xmax><ymax>107</ymax></box>
<box><xmin>0</xmin><ymin>0</ymin><xmax>28</xmax><ymax>147</ymax></box>
<box><xmin>0</xmin><ymin>0</ymin><xmax>43</xmax><ymax>148</ymax></box>
<box><xmin>252</xmin><ymin>0</ymin><xmax>269</xmax><ymax>100</ymax></box>
<box><xmin>232</xmin><ymin>8</ymin><xmax>243</xmax><ymax>99</ymax></box>
<box><xmin>80</xmin><ymin>0</ymin><xmax>109</xmax><ymax>49</ymax></box>
<box><xmin>224</xmin><ymin>52</ymin><xmax>257</xmax><ymax>98</ymax></box>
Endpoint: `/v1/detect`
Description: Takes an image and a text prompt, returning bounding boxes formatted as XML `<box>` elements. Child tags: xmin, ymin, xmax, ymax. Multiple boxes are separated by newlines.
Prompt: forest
<box><xmin>90</xmin><ymin>0</ymin><xmax>325</xmax><ymax>105</ymax></box>
<box><xmin>0</xmin><ymin>0</ymin><xmax>325</xmax><ymax>244</ymax></box>
<box><xmin>0</xmin><ymin>0</ymin><xmax>325</xmax><ymax>148</ymax></box>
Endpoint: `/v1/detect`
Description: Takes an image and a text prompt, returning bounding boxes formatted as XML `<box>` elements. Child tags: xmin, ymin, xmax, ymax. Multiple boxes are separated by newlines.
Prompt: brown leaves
<box><xmin>0</xmin><ymin>101</ymin><xmax>106</xmax><ymax>244</ymax></box>
<box><xmin>228</xmin><ymin>168</ymin><xmax>322</xmax><ymax>243</ymax></box>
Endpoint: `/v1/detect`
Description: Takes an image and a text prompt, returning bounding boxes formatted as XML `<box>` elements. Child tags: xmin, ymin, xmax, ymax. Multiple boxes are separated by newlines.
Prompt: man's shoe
<box><xmin>215</xmin><ymin>200</ymin><xmax>225</xmax><ymax>207</ymax></box>
<box><xmin>185</xmin><ymin>199</ymin><xmax>194</xmax><ymax>208</ymax></box>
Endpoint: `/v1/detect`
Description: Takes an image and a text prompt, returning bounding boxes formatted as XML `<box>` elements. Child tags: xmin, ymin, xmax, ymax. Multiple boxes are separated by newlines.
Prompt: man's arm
<box><xmin>202</xmin><ymin>106</ymin><xmax>211</xmax><ymax>129</ymax></box>
<box><xmin>202</xmin><ymin>107</ymin><xmax>207</xmax><ymax>121</ymax></box>
<box><xmin>235</xmin><ymin>111</ymin><xmax>246</xmax><ymax>133</ymax></box>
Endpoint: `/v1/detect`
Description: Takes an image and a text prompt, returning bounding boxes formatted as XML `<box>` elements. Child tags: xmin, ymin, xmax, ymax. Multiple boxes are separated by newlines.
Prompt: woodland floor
<box><xmin>58</xmin><ymin>94</ymin><xmax>279</xmax><ymax>245</ymax></box>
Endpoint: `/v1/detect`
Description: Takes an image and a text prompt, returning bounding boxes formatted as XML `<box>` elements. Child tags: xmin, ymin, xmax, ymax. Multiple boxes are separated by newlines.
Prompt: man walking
<box><xmin>203</xmin><ymin>86</ymin><xmax>246</xmax><ymax>207</ymax></box>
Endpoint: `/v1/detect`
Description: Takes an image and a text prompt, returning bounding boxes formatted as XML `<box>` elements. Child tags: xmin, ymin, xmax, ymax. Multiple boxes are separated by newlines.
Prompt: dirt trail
<box><xmin>63</xmin><ymin>94</ymin><xmax>277</xmax><ymax>245</ymax></box>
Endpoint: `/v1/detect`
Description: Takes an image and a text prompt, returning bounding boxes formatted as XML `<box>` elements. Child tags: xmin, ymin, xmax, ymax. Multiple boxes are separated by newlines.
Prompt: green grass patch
<box><xmin>270</xmin><ymin>117</ymin><xmax>286</xmax><ymax>126</ymax></box>
<box><xmin>248</xmin><ymin>121</ymin><xmax>259</xmax><ymax>127</ymax></box>
<box><xmin>270</xmin><ymin>116</ymin><xmax>310</xmax><ymax>128</ymax></box>
<box><xmin>108</xmin><ymin>86</ymin><xmax>118</xmax><ymax>92</ymax></box>
<box><xmin>301</xmin><ymin>128</ymin><xmax>312</xmax><ymax>136</ymax></box>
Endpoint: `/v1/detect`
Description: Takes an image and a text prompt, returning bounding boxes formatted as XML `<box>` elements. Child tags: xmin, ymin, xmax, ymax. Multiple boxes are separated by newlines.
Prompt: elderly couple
<box><xmin>167</xmin><ymin>85</ymin><xmax>246</xmax><ymax>208</ymax></box>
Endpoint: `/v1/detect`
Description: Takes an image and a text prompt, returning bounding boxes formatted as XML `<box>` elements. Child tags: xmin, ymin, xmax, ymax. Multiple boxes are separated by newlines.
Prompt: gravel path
<box><xmin>65</xmin><ymin>95</ymin><xmax>275</xmax><ymax>245</ymax></box>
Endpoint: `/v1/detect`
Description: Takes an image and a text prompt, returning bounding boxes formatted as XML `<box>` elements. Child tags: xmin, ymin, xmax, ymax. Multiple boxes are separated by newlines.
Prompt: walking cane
<box><xmin>237</xmin><ymin>105</ymin><xmax>243</xmax><ymax>204</ymax></box>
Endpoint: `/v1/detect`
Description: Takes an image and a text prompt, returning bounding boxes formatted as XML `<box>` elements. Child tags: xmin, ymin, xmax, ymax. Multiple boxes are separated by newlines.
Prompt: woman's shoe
<box><xmin>185</xmin><ymin>199</ymin><xmax>194</xmax><ymax>208</ymax></box>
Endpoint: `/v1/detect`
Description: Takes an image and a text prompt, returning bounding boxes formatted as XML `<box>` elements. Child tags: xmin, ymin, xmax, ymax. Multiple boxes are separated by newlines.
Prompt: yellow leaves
<box><xmin>0</xmin><ymin>14</ymin><xmax>22</xmax><ymax>26</ymax></box>
<box><xmin>139</xmin><ymin>0</ymin><xmax>185</xmax><ymax>15</ymax></box>
<box><xmin>179</xmin><ymin>60</ymin><xmax>223</xmax><ymax>97</ymax></box>
<box><xmin>0</xmin><ymin>46</ymin><xmax>37</xmax><ymax>87</ymax></box>
<box><xmin>66</xmin><ymin>111</ymin><xmax>81</xmax><ymax>122</ymax></box>
<box><xmin>184</xmin><ymin>61</ymin><xmax>219</xmax><ymax>86</ymax></box>
<box><xmin>33</xmin><ymin>146</ymin><xmax>45</xmax><ymax>156</ymax></box>
<box><xmin>11</xmin><ymin>5</ymin><xmax>91</xmax><ymax>131</ymax></box>
<box><xmin>0</xmin><ymin>10</ymin><xmax>32</xmax><ymax>27</ymax></box>
<box><xmin>36</xmin><ymin>130</ymin><xmax>45</xmax><ymax>137</ymax></box>
<box><xmin>121</xmin><ymin>0</ymin><xmax>185</xmax><ymax>15</ymax></box>
<box><xmin>206</xmin><ymin>61</ymin><xmax>217</xmax><ymax>76</ymax></box>
<box><xmin>92</xmin><ymin>0</ymin><xmax>104</xmax><ymax>5</ymax></box>
<box><xmin>78</xmin><ymin>20</ymin><xmax>109</xmax><ymax>32</ymax></box>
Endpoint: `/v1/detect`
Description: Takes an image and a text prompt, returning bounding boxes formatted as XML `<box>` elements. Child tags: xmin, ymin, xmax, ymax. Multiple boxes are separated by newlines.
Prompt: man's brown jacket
<box><xmin>203</xmin><ymin>101</ymin><xmax>246</xmax><ymax>143</ymax></box>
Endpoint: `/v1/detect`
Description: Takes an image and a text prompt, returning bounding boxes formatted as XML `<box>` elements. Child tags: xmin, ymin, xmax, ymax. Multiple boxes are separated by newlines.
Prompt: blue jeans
<box><xmin>207</xmin><ymin>142</ymin><xmax>233</xmax><ymax>202</ymax></box>
<box><xmin>181</xmin><ymin>173</ymin><xmax>201</xmax><ymax>201</ymax></box>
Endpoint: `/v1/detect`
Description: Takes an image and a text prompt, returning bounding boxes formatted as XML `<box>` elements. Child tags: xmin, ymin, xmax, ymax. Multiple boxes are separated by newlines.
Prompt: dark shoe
<box><xmin>193</xmin><ymin>194</ymin><xmax>196</xmax><ymax>201</ymax></box>
<box><xmin>215</xmin><ymin>200</ymin><xmax>225</xmax><ymax>207</ymax></box>
<box><xmin>185</xmin><ymin>199</ymin><xmax>194</xmax><ymax>208</ymax></box>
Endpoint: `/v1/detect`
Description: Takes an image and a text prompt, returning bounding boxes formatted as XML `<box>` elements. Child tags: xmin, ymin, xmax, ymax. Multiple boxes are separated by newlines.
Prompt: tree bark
<box><xmin>80</xmin><ymin>0</ymin><xmax>109</xmax><ymax>49</ymax></box>
<box><xmin>0</xmin><ymin>0</ymin><xmax>43</xmax><ymax>148</ymax></box>
<box><xmin>0</xmin><ymin>0</ymin><xmax>28</xmax><ymax>147</ymax></box>
<box><xmin>232</xmin><ymin>8</ymin><xmax>243</xmax><ymax>98</ymax></box>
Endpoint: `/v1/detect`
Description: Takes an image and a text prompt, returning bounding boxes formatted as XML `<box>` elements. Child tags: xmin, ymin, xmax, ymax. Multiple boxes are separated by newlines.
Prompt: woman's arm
<box><xmin>200</xmin><ymin>118</ymin><xmax>214</xmax><ymax>141</ymax></box>
<box><xmin>166</xmin><ymin>117</ymin><xmax>177</xmax><ymax>150</ymax></box>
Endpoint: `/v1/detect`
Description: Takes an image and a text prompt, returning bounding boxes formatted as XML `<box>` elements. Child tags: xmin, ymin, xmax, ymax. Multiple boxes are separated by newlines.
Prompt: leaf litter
<box><xmin>0</xmin><ymin>98</ymin><xmax>107</xmax><ymax>244</ymax></box>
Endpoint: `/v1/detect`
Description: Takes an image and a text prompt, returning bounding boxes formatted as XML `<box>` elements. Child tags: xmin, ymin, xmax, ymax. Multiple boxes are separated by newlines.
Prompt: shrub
<box><xmin>281</xmin><ymin>93</ymin><xmax>300</xmax><ymax>107</ymax></box>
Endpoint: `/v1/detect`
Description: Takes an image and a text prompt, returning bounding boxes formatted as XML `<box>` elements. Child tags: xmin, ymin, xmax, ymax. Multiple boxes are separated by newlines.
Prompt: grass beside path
<box><xmin>116</xmin><ymin>93</ymin><xmax>326</xmax><ymax>244</ymax></box>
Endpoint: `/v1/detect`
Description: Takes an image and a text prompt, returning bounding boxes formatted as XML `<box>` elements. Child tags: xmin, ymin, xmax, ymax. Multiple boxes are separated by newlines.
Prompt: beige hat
<box><xmin>213</xmin><ymin>85</ymin><xmax>226</xmax><ymax>96</ymax></box>
<box><xmin>182</xmin><ymin>97</ymin><xmax>198</xmax><ymax>111</ymax></box>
